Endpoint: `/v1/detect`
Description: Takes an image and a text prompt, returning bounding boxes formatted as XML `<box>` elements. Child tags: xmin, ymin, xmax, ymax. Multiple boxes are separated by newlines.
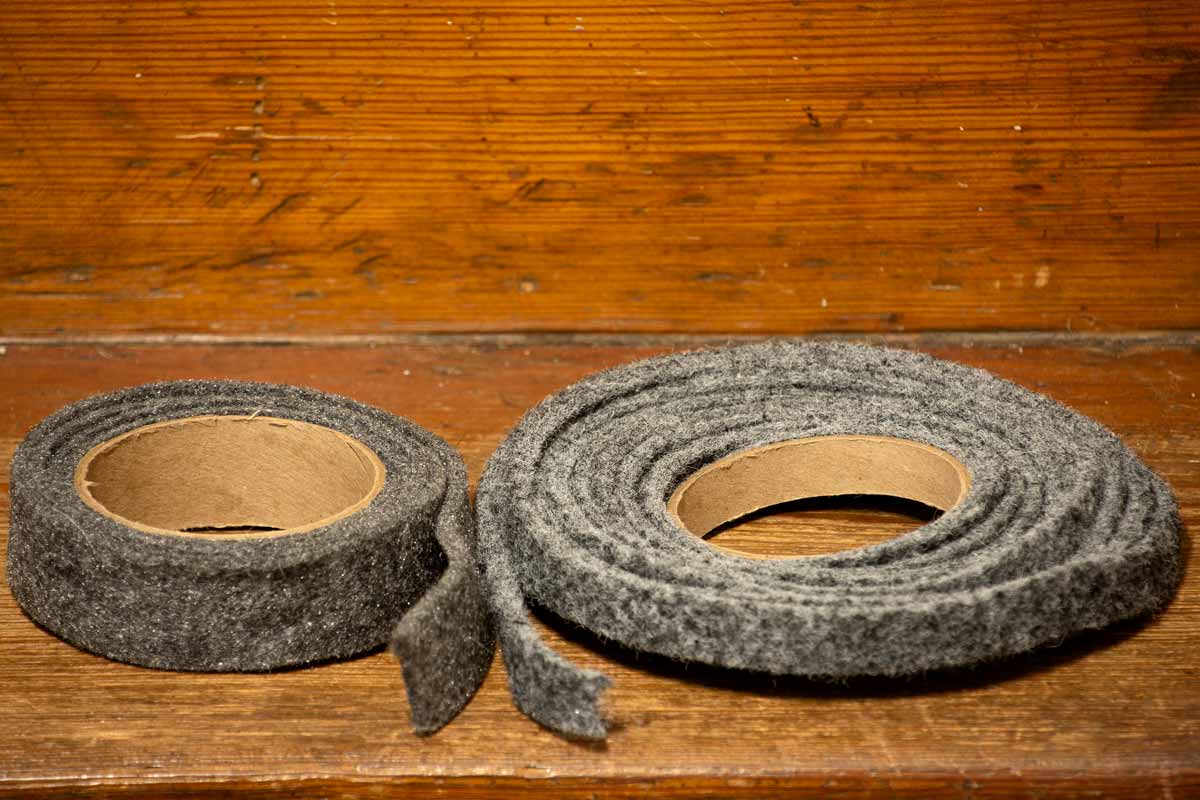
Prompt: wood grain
<box><xmin>2</xmin><ymin>1</ymin><xmax>1199</xmax><ymax>338</ymax></box>
<box><xmin>0</xmin><ymin>337</ymin><xmax>1195</xmax><ymax>798</ymax></box>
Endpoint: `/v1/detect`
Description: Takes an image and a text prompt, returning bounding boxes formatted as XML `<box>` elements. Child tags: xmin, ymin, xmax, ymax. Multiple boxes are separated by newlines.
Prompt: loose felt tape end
<box><xmin>505</xmin><ymin>641</ymin><xmax>614</xmax><ymax>741</ymax></box>
<box><xmin>392</xmin><ymin>560</ymin><xmax>497</xmax><ymax>736</ymax></box>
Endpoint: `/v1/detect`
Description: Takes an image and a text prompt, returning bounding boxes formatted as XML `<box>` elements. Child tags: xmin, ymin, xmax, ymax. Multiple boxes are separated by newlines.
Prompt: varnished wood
<box><xmin>1</xmin><ymin>1</ymin><xmax>1199</xmax><ymax>337</ymax></box>
<box><xmin>0</xmin><ymin>337</ymin><xmax>1195</xmax><ymax>797</ymax></box>
<box><xmin>2</xmin><ymin>0</ymin><xmax>1197</xmax><ymax>793</ymax></box>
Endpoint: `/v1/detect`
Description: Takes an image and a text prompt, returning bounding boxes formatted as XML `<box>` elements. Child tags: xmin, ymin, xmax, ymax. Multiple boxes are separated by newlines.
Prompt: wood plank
<box><xmin>0</xmin><ymin>336</ymin><xmax>1195</xmax><ymax>797</ymax></box>
<box><xmin>2</xmin><ymin>1</ymin><xmax>1199</xmax><ymax>337</ymax></box>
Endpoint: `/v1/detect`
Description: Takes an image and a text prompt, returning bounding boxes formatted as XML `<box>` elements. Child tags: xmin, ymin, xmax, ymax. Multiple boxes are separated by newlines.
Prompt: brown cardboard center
<box><xmin>75</xmin><ymin>415</ymin><xmax>386</xmax><ymax>539</ymax></box>
<box><xmin>668</xmin><ymin>435</ymin><xmax>970</xmax><ymax>557</ymax></box>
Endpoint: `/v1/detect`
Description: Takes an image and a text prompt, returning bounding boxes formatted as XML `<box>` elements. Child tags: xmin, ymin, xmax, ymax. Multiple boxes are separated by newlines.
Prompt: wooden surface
<box><xmin>0</xmin><ymin>336</ymin><xmax>1196</xmax><ymax>798</ymax></box>
<box><xmin>2</xmin><ymin>0</ymin><xmax>1198</xmax><ymax>795</ymax></box>
<box><xmin>2</xmin><ymin>0</ymin><xmax>1200</xmax><ymax>337</ymax></box>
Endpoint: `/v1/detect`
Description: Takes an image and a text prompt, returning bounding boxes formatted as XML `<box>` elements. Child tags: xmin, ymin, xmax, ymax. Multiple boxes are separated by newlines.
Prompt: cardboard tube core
<box><xmin>668</xmin><ymin>435</ymin><xmax>970</xmax><ymax>553</ymax></box>
<box><xmin>75</xmin><ymin>415</ymin><xmax>386</xmax><ymax>539</ymax></box>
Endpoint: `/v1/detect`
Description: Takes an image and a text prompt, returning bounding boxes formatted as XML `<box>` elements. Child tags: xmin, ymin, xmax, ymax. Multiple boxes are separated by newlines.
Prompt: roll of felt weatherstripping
<box><xmin>7</xmin><ymin>380</ymin><xmax>493</xmax><ymax>734</ymax></box>
<box><xmin>476</xmin><ymin>340</ymin><xmax>1182</xmax><ymax>739</ymax></box>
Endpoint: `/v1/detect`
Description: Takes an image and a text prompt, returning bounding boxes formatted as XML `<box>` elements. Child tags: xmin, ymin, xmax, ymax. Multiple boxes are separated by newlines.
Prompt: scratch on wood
<box><xmin>332</xmin><ymin>231</ymin><xmax>369</xmax><ymax>252</ymax></box>
<box><xmin>256</xmin><ymin>192</ymin><xmax>310</xmax><ymax>225</ymax></box>
<box><xmin>515</xmin><ymin>177</ymin><xmax>547</xmax><ymax>200</ymax></box>
<box><xmin>510</xmin><ymin>178</ymin><xmax>593</xmax><ymax>203</ymax></box>
<box><xmin>320</xmin><ymin>196</ymin><xmax>363</xmax><ymax>226</ymax></box>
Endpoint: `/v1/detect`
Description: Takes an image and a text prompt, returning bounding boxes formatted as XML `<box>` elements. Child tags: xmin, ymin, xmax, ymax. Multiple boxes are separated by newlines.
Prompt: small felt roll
<box><xmin>7</xmin><ymin>380</ymin><xmax>493</xmax><ymax>735</ymax></box>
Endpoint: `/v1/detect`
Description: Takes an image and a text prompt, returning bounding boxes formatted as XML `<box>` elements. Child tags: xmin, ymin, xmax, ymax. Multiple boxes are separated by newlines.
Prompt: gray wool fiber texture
<box><xmin>7</xmin><ymin>380</ymin><xmax>494</xmax><ymax>735</ymax></box>
<box><xmin>475</xmin><ymin>340</ymin><xmax>1183</xmax><ymax>740</ymax></box>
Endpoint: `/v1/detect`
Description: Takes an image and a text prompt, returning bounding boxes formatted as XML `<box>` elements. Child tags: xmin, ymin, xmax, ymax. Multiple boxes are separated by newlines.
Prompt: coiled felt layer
<box><xmin>476</xmin><ymin>340</ymin><xmax>1182</xmax><ymax>740</ymax></box>
<box><xmin>7</xmin><ymin>380</ymin><xmax>493</xmax><ymax>735</ymax></box>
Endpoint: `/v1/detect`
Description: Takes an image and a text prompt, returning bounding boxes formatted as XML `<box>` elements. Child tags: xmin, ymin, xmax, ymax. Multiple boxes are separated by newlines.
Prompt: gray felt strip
<box><xmin>7</xmin><ymin>380</ymin><xmax>493</xmax><ymax>735</ymax></box>
<box><xmin>475</xmin><ymin>340</ymin><xmax>1183</xmax><ymax>740</ymax></box>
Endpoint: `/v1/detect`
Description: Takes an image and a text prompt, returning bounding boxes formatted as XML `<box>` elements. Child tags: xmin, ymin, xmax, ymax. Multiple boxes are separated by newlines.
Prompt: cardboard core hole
<box><xmin>668</xmin><ymin>435</ymin><xmax>969</xmax><ymax>558</ymax></box>
<box><xmin>75</xmin><ymin>415</ymin><xmax>385</xmax><ymax>539</ymax></box>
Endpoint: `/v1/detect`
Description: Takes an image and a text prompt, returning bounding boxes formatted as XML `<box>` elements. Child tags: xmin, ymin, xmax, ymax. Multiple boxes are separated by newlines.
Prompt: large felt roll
<box><xmin>475</xmin><ymin>340</ymin><xmax>1183</xmax><ymax>740</ymax></box>
<box><xmin>7</xmin><ymin>380</ymin><xmax>493</xmax><ymax>734</ymax></box>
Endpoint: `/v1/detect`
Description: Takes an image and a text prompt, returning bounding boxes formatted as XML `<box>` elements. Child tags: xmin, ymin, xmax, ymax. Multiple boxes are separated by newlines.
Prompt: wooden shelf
<box><xmin>0</xmin><ymin>337</ymin><xmax>1195</xmax><ymax>798</ymax></box>
<box><xmin>2</xmin><ymin>0</ymin><xmax>1197</xmax><ymax>793</ymax></box>
<box><xmin>0</xmin><ymin>1</ymin><xmax>1198</xmax><ymax>338</ymax></box>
